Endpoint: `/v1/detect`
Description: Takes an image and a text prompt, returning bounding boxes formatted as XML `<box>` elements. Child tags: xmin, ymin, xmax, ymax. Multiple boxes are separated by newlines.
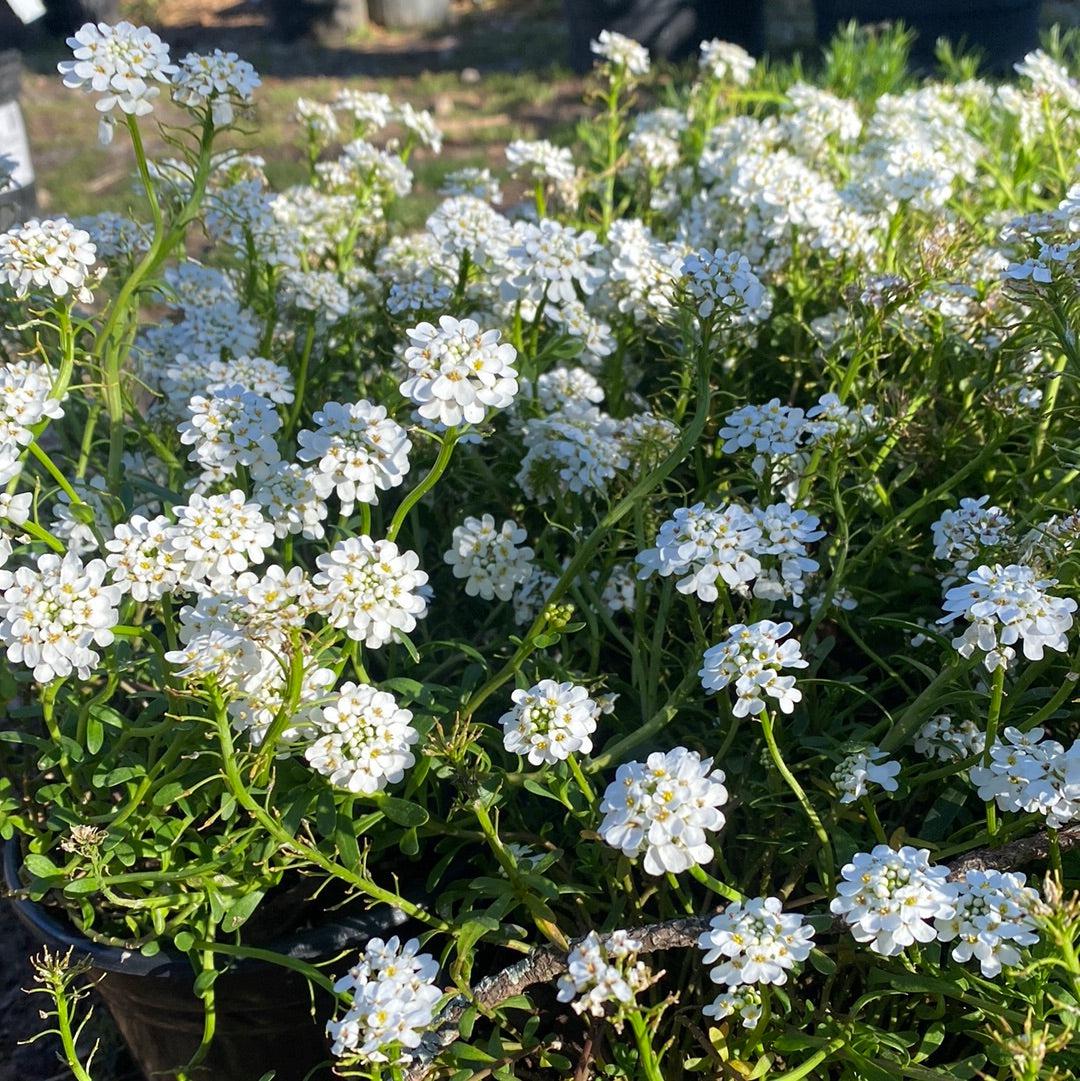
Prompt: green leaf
<box><xmin>221</xmin><ymin>890</ymin><xmax>266</xmax><ymax>934</ymax></box>
<box><xmin>23</xmin><ymin>853</ymin><xmax>61</xmax><ymax>879</ymax></box>
<box><xmin>374</xmin><ymin>795</ymin><xmax>429</xmax><ymax>827</ymax></box>
<box><xmin>174</xmin><ymin>931</ymin><xmax>196</xmax><ymax>952</ymax></box>
<box><xmin>85</xmin><ymin>714</ymin><xmax>104</xmax><ymax>755</ymax></box>
<box><xmin>63</xmin><ymin>877</ymin><xmax>99</xmax><ymax>895</ymax></box>
<box><xmin>152</xmin><ymin>782</ymin><xmax>186</xmax><ymax>808</ymax></box>
<box><xmin>193</xmin><ymin>969</ymin><xmax>219</xmax><ymax>996</ymax></box>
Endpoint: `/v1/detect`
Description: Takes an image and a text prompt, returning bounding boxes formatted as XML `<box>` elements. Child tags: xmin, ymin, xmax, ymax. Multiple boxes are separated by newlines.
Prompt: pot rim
<box><xmin>2</xmin><ymin>839</ymin><xmax>413</xmax><ymax>978</ymax></box>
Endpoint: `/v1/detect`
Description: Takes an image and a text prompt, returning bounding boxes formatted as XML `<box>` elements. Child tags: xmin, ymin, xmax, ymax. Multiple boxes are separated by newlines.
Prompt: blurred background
<box><xmin>3</xmin><ymin>0</ymin><xmax>1080</xmax><ymax>229</ymax></box>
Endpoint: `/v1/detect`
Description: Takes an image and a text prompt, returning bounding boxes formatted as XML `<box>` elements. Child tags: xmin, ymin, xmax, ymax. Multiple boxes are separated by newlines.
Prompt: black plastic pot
<box><xmin>3</xmin><ymin>843</ymin><xmax>413</xmax><ymax>1081</ymax></box>
<box><xmin>0</xmin><ymin>49</ymin><xmax>38</xmax><ymax>233</ymax></box>
<box><xmin>562</xmin><ymin>0</ymin><xmax>765</xmax><ymax>74</ymax></box>
<box><xmin>812</xmin><ymin>0</ymin><xmax>1042</xmax><ymax>73</ymax></box>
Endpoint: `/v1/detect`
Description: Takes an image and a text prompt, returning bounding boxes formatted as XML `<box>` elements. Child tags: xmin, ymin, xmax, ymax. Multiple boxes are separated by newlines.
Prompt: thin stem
<box><xmin>387</xmin><ymin>430</ymin><xmax>459</xmax><ymax>542</ymax></box>
<box><xmin>984</xmin><ymin>665</ymin><xmax>1006</xmax><ymax>840</ymax></box>
<box><xmin>284</xmin><ymin>317</ymin><xmax>316</xmax><ymax>437</ymax></box>
<box><xmin>759</xmin><ymin>710</ymin><xmax>834</xmax><ymax>886</ymax></box>
<box><xmin>626</xmin><ymin>1010</ymin><xmax>663</xmax><ymax>1081</ymax></box>
<box><xmin>50</xmin><ymin>976</ymin><xmax>93</xmax><ymax>1081</ymax></box>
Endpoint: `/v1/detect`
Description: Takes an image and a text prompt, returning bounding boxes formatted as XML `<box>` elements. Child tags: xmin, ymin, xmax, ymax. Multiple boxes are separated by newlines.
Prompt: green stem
<box><xmin>386</xmin><ymin>430</ymin><xmax>459</xmax><ymax>542</ymax></box>
<box><xmin>983</xmin><ymin>665</ymin><xmax>1006</xmax><ymax>840</ymax></box>
<box><xmin>211</xmin><ymin>694</ymin><xmax>446</xmax><ymax>930</ymax></box>
<box><xmin>627</xmin><ymin>1009</ymin><xmax>663</xmax><ymax>1081</ymax></box>
<box><xmin>284</xmin><ymin>317</ymin><xmax>316</xmax><ymax>437</ymax></box>
<box><xmin>759</xmin><ymin>710</ymin><xmax>834</xmax><ymax>886</ymax></box>
<box><xmin>50</xmin><ymin>975</ymin><xmax>93</xmax><ymax>1081</ymax></box>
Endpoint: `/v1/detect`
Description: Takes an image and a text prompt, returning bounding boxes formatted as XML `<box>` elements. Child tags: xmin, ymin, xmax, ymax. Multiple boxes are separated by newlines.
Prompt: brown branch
<box><xmin>404</xmin><ymin>826</ymin><xmax>1074</xmax><ymax>1079</ymax></box>
<box><xmin>947</xmin><ymin>822</ymin><xmax>1080</xmax><ymax>878</ymax></box>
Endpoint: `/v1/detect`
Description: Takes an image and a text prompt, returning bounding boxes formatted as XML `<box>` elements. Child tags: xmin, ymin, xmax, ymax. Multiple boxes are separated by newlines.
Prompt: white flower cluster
<box><xmin>0</xmin><ymin>361</ymin><xmax>66</xmax><ymax>452</ymax></box>
<box><xmin>178</xmin><ymin>383</ymin><xmax>282</xmax><ymax>477</ymax></box>
<box><xmin>703</xmin><ymin>984</ymin><xmax>763</xmax><ymax>1028</ymax></box>
<box><xmin>0</xmin><ymin>218</ymin><xmax>98</xmax><ymax>302</ymax></box>
<box><xmin>971</xmin><ymin>726</ymin><xmax>1080</xmax><ymax>829</ymax></box>
<box><xmin>305</xmin><ymin>682</ymin><xmax>418</xmax><ymax>794</ymax></box>
<box><xmin>168</xmin><ymin>491</ymin><xmax>275</xmax><ymax>584</ymax></box>
<box><xmin>831</xmin><ymin>746</ymin><xmax>901</xmax><ymax>804</ymax></box>
<box><xmin>591</xmin><ymin>30</ymin><xmax>650</xmax><ymax>78</ymax></box>
<box><xmin>400</xmin><ymin>316</ymin><xmax>519</xmax><ymax>428</ymax></box>
<box><xmin>698</xmin><ymin>897</ymin><xmax>814</xmax><ymax>991</ymax></box>
<box><xmin>328</xmin><ymin>937</ymin><xmax>441</xmax><ymax>1064</ymax></box>
<box><xmin>935</xmin><ymin>870</ymin><xmax>1041</xmax><ymax>977</ymax></box>
<box><xmin>699</xmin><ymin>620</ymin><xmax>807</xmax><ymax>718</ymax></box>
<box><xmin>830</xmin><ymin>845</ymin><xmax>955</xmax><ymax>957</ymax></box>
<box><xmin>940</xmin><ymin>563</ymin><xmax>1077</xmax><ymax>671</ymax></box>
<box><xmin>556</xmin><ymin>931</ymin><xmax>649</xmax><ymax>1017</ymax></box>
<box><xmin>931</xmin><ymin>496</ymin><xmax>1012</xmax><ymax>577</ymax></box>
<box><xmin>171</xmin><ymin>50</ymin><xmax>260</xmax><ymax>125</ymax></box>
<box><xmin>506</xmin><ymin>138</ymin><xmax>577</xmax><ymax>186</ymax></box>
<box><xmin>314</xmin><ymin>537</ymin><xmax>429</xmax><ymax>649</ymax></box>
<box><xmin>599</xmin><ymin>747</ymin><xmax>728</xmax><ymax>875</ymax></box>
<box><xmin>681</xmin><ymin>248</ymin><xmax>770</xmax><ymax>323</ymax></box>
<box><xmin>0</xmin><ymin>552</ymin><xmax>122</xmax><ymax>683</ymax></box>
<box><xmin>297</xmin><ymin>401</ymin><xmax>412</xmax><ymax>516</ymax></box>
<box><xmin>499</xmin><ymin>679</ymin><xmax>599</xmax><ymax>766</ymax></box>
<box><xmin>913</xmin><ymin>715</ymin><xmax>985</xmax><ymax>763</ymax></box>
<box><xmin>58</xmin><ymin>21</ymin><xmax>175</xmax><ymax>133</ymax></box>
<box><xmin>443</xmin><ymin>515</ymin><xmax>533</xmax><ymax>601</ymax></box>
<box><xmin>699</xmin><ymin>39</ymin><xmax>756</xmax><ymax>84</ymax></box>
<box><xmin>636</xmin><ymin>502</ymin><xmax>762</xmax><ymax>602</ymax></box>
<box><xmin>719</xmin><ymin>394</ymin><xmax>876</xmax><ymax>479</ymax></box>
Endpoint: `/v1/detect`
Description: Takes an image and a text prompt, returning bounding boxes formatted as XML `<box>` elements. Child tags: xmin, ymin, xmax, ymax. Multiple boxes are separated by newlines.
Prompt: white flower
<box><xmin>831</xmin><ymin>746</ymin><xmax>901</xmax><ymax>804</ymax></box>
<box><xmin>396</xmin><ymin>102</ymin><xmax>442</xmax><ymax>153</ymax></box>
<box><xmin>750</xmin><ymin>503</ymin><xmax>824</xmax><ymax>607</ymax></box>
<box><xmin>314</xmin><ymin>537</ymin><xmax>429</xmax><ymax>649</ymax></box>
<box><xmin>506</xmin><ymin>219</ymin><xmax>602</xmax><ymax>305</ymax></box>
<box><xmin>599</xmin><ymin>747</ymin><xmax>728</xmax><ymax>875</ymax></box>
<box><xmin>934</xmin><ymin>869</ymin><xmax>1041</xmax><ymax>977</ymax></box>
<box><xmin>719</xmin><ymin>399</ymin><xmax>804</xmax><ymax>459</ymax></box>
<box><xmin>516</xmin><ymin>406</ymin><xmax>628</xmax><ymax>502</ymax></box>
<box><xmin>334</xmin><ymin>89</ymin><xmax>393</xmax><ymax>134</ymax></box>
<box><xmin>699</xmin><ymin>39</ymin><xmax>755</xmax><ymax>84</ymax></box>
<box><xmin>970</xmin><ymin>726</ymin><xmax>1080</xmax><ymax>829</ymax></box>
<box><xmin>698</xmin><ymin>897</ymin><xmax>814</xmax><ymax>987</ymax></box>
<box><xmin>297</xmin><ymin>401</ymin><xmax>411</xmax><ymax>516</ymax></box>
<box><xmin>699</xmin><ymin>620</ymin><xmax>807</xmax><ymax>718</ymax></box>
<box><xmin>169</xmin><ymin>491</ymin><xmax>275</xmax><ymax>582</ymax></box>
<box><xmin>165</xmin><ymin>627</ymin><xmax>263</xmax><ymax>686</ymax></box>
<box><xmin>328</xmin><ymin>937</ymin><xmax>441</xmax><ymax>1064</ymax></box>
<box><xmin>506</xmin><ymin>139</ymin><xmax>576</xmax><ymax>185</ymax></box>
<box><xmin>591</xmin><ymin>30</ymin><xmax>650</xmax><ymax>78</ymax></box>
<box><xmin>305</xmin><ymin>682</ymin><xmax>418</xmax><ymax>794</ymax></box>
<box><xmin>555</xmin><ymin>931</ymin><xmax>650</xmax><ymax>1017</ymax></box>
<box><xmin>681</xmin><ymin>248</ymin><xmax>770</xmax><ymax>323</ymax></box>
<box><xmin>636</xmin><ymin>502</ymin><xmax>762</xmax><ymax>602</ymax></box>
<box><xmin>931</xmin><ymin>496</ymin><xmax>1012</xmax><ymax>574</ymax></box>
<box><xmin>0</xmin><ymin>492</ymin><xmax>32</xmax><ymax>527</ymax></box>
<box><xmin>105</xmin><ymin>514</ymin><xmax>187</xmax><ymax>601</ymax></box>
<box><xmin>0</xmin><ymin>552</ymin><xmax>122</xmax><ymax>683</ymax></box>
<box><xmin>830</xmin><ymin>845</ymin><xmax>956</xmax><ymax>957</ymax></box>
<box><xmin>399</xmin><ymin>316</ymin><xmax>518</xmax><ymax>428</ymax></box>
<box><xmin>443</xmin><ymin>515</ymin><xmax>533</xmax><ymax>601</ymax></box>
<box><xmin>171</xmin><ymin>50</ymin><xmax>260</xmax><ymax>125</ymax></box>
<box><xmin>940</xmin><ymin>564</ymin><xmax>1076</xmax><ymax>672</ymax></box>
<box><xmin>0</xmin><ymin>360</ymin><xmax>65</xmax><ymax>447</ymax></box>
<box><xmin>279</xmin><ymin>269</ymin><xmax>351</xmax><ymax>321</ymax></box>
<box><xmin>913</xmin><ymin>715</ymin><xmax>985</xmax><ymax>763</ymax></box>
<box><xmin>0</xmin><ymin>218</ymin><xmax>98</xmax><ymax>302</ymax></box>
<box><xmin>499</xmin><ymin>679</ymin><xmax>599</xmax><ymax>765</ymax></box>
<box><xmin>294</xmin><ymin>97</ymin><xmax>339</xmax><ymax>142</ymax></box>
<box><xmin>58</xmin><ymin>21</ymin><xmax>176</xmax><ymax>122</ymax></box>
<box><xmin>439</xmin><ymin>167</ymin><xmax>502</xmax><ymax>203</ymax></box>
<box><xmin>178</xmin><ymin>384</ymin><xmax>282</xmax><ymax>476</ymax></box>
<box><xmin>702</xmin><ymin>985</ymin><xmax>762</xmax><ymax>1027</ymax></box>
<box><xmin>248</xmin><ymin>462</ymin><xmax>329</xmax><ymax>541</ymax></box>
